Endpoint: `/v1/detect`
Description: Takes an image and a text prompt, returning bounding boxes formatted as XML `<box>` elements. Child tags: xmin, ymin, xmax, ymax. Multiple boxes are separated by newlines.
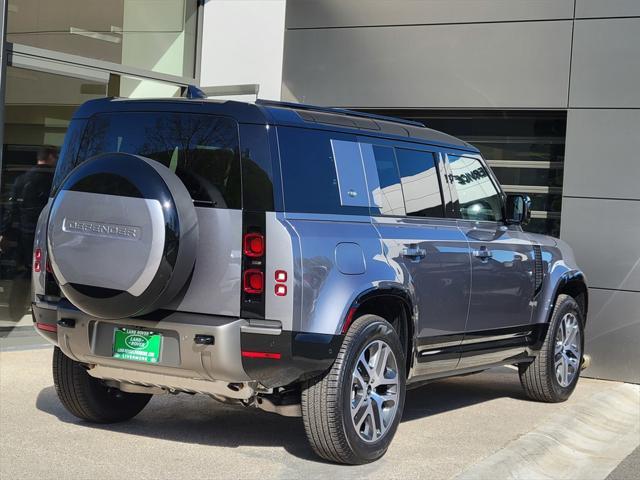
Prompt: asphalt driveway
<box><xmin>0</xmin><ymin>347</ymin><xmax>638</xmax><ymax>479</ymax></box>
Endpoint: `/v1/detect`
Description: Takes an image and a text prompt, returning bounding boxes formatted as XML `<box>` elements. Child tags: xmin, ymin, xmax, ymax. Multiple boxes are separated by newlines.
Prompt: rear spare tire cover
<box><xmin>47</xmin><ymin>153</ymin><xmax>198</xmax><ymax>319</ymax></box>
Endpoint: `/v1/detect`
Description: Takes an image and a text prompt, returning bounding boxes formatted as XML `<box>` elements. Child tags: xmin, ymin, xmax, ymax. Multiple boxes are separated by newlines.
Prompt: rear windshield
<box><xmin>53</xmin><ymin>112</ymin><xmax>241</xmax><ymax>209</ymax></box>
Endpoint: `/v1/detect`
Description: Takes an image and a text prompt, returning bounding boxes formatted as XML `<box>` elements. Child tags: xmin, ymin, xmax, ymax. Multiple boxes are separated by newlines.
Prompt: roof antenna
<box><xmin>185</xmin><ymin>85</ymin><xmax>207</xmax><ymax>99</ymax></box>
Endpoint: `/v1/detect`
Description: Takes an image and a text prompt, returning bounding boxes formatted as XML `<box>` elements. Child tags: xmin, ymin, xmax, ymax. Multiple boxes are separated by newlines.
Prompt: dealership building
<box><xmin>0</xmin><ymin>1</ymin><xmax>638</xmax><ymax>382</ymax></box>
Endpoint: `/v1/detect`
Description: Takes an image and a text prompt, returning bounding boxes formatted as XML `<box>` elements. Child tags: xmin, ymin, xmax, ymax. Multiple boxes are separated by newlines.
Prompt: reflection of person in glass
<box><xmin>0</xmin><ymin>146</ymin><xmax>58</xmax><ymax>320</ymax></box>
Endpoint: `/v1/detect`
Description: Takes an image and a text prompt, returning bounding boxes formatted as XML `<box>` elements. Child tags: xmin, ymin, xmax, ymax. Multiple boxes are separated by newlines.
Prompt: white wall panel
<box><xmin>560</xmin><ymin>197</ymin><xmax>640</xmax><ymax>292</ymax></box>
<box><xmin>570</xmin><ymin>18</ymin><xmax>640</xmax><ymax>108</ymax></box>
<box><xmin>583</xmin><ymin>288</ymin><xmax>640</xmax><ymax>384</ymax></box>
<box><xmin>286</xmin><ymin>0</ymin><xmax>574</xmax><ymax>28</ymax></box>
<box><xmin>564</xmin><ymin>109</ymin><xmax>640</xmax><ymax>200</ymax></box>
<box><xmin>576</xmin><ymin>0</ymin><xmax>640</xmax><ymax>19</ymax></box>
<box><xmin>282</xmin><ymin>21</ymin><xmax>572</xmax><ymax>108</ymax></box>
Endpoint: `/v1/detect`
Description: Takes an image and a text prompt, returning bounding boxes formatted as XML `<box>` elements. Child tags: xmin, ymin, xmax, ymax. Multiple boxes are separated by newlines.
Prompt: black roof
<box><xmin>73</xmin><ymin>97</ymin><xmax>476</xmax><ymax>152</ymax></box>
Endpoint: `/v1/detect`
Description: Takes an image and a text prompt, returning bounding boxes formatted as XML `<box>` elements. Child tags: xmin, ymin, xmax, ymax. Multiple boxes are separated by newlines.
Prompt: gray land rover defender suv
<box><xmin>32</xmin><ymin>96</ymin><xmax>588</xmax><ymax>464</ymax></box>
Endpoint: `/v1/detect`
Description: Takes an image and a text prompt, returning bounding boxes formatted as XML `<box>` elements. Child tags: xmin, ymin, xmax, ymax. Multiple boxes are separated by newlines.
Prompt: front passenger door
<box><xmin>446</xmin><ymin>154</ymin><xmax>536</xmax><ymax>367</ymax></box>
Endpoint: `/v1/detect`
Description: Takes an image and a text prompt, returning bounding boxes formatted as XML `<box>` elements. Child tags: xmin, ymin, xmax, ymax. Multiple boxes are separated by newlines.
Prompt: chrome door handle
<box><xmin>402</xmin><ymin>246</ymin><xmax>427</xmax><ymax>261</ymax></box>
<box><xmin>472</xmin><ymin>246</ymin><xmax>492</xmax><ymax>260</ymax></box>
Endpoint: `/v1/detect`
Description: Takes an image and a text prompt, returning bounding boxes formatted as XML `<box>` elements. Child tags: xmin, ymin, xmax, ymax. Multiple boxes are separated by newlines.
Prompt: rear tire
<box><xmin>519</xmin><ymin>294</ymin><xmax>584</xmax><ymax>402</ymax></box>
<box><xmin>53</xmin><ymin>347</ymin><xmax>152</xmax><ymax>423</ymax></box>
<box><xmin>301</xmin><ymin>314</ymin><xmax>406</xmax><ymax>464</ymax></box>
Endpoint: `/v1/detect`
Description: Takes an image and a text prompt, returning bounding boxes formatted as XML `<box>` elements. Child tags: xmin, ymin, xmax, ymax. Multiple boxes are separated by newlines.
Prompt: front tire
<box><xmin>53</xmin><ymin>347</ymin><xmax>152</xmax><ymax>423</ymax></box>
<box><xmin>519</xmin><ymin>294</ymin><xmax>584</xmax><ymax>402</ymax></box>
<box><xmin>301</xmin><ymin>314</ymin><xmax>406</xmax><ymax>464</ymax></box>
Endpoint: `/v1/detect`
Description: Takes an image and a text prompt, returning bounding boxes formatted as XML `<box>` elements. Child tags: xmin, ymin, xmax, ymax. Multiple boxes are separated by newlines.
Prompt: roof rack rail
<box><xmin>255</xmin><ymin>99</ymin><xmax>425</xmax><ymax>128</ymax></box>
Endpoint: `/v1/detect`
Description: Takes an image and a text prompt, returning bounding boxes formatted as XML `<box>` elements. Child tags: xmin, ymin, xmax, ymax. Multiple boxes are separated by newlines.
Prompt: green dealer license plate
<box><xmin>113</xmin><ymin>328</ymin><xmax>162</xmax><ymax>363</ymax></box>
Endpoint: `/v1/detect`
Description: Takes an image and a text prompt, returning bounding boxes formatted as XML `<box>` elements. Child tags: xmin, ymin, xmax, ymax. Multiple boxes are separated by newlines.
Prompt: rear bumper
<box><xmin>32</xmin><ymin>301</ymin><xmax>341</xmax><ymax>391</ymax></box>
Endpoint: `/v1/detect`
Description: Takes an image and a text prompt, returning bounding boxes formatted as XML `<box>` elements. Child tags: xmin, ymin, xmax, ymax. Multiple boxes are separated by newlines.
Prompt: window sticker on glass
<box><xmin>330</xmin><ymin>139</ymin><xmax>369</xmax><ymax>207</ymax></box>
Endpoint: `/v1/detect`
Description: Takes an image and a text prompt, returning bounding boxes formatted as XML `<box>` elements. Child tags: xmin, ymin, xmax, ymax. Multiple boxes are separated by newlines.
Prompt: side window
<box><xmin>395</xmin><ymin>148</ymin><xmax>444</xmax><ymax>218</ymax></box>
<box><xmin>448</xmin><ymin>155</ymin><xmax>503</xmax><ymax>222</ymax></box>
<box><xmin>278</xmin><ymin>127</ymin><xmax>369</xmax><ymax>215</ymax></box>
<box><xmin>361</xmin><ymin>144</ymin><xmax>406</xmax><ymax>216</ymax></box>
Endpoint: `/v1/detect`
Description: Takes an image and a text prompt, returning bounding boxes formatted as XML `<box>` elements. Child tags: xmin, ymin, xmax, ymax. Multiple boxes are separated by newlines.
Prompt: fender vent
<box><xmin>533</xmin><ymin>245</ymin><xmax>544</xmax><ymax>295</ymax></box>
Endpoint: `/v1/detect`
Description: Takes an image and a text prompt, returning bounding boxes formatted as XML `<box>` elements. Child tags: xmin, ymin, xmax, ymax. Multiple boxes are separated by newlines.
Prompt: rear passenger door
<box><xmin>360</xmin><ymin>140</ymin><xmax>472</xmax><ymax>374</ymax></box>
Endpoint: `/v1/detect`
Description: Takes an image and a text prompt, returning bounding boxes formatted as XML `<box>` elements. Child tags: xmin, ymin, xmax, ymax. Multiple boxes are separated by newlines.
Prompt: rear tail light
<box><xmin>243</xmin><ymin>233</ymin><xmax>265</xmax><ymax>257</ymax></box>
<box><xmin>36</xmin><ymin>322</ymin><xmax>57</xmax><ymax>333</ymax></box>
<box><xmin>240</xmin><ymin>218</ymin><xmax>266</xmax><ymax>318</ymax></box>
<box><xmin>33</xmin><ymin>248</ymin><xmax>42</xmax><ymax>272</ymax></box>
<box><xmin>243</xmin><ymin>269</ymin><xmax>264</xmax><ymax>294</ymax></box>
<box><xmin>241</xmin><ymin>351</ymin><xmax>281</xmax><ymax>359</ymax></box>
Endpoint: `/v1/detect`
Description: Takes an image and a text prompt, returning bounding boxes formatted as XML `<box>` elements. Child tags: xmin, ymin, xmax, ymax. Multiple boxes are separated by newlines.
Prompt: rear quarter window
<box><xmin>58</xmin><ymin>112</ymin><xmax>242</xmax><ymax>209</ymax></box>
<box><xmin>277</xmin><ymin>127</ymin><xmax>369</xmax><ymax>216</ymax></box>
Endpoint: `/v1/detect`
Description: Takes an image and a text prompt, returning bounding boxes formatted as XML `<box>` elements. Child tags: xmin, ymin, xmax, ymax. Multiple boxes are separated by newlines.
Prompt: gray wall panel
<box><xmin>576</xmin><ymin>0</ymin><xmax>640</xmax><ymax>19</ymax></box>
<box><xmin>570</xmin><ymin>18</ymin><xmax>640</xmax><ymax>108</ymax></box>
<box><xmin>560</xmin><ymin>197</ymin><xmax>640</xmax><ymax>292</ymax></box>
<box><xmin>286</xmin><ymin>0</ymin><xmax>574</xmax><ymax>28</ymax></box>
<box><xmin>583</xmin><ymin>288</ymin><xmax>640</xmax><ymax>384</ymax></box>
<box><xmin>564</xmin><ymin>109</ymin><xmax>640</xmax><ymax>200</ymax></box>
<box><xmin>282</xmin><ymin>21</ymin><xmax>572</xmax><ymax>108</ymax></box>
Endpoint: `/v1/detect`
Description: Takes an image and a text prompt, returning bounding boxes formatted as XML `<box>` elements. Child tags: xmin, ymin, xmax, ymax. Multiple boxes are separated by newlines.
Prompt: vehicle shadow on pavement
<box><xmin>402</xmin><ymin>367</ymin><xmax>529</xmax><ymax>422</ymax></box>
<box><xmin>35</xmin><ymin>367</ymin><xmax>527</xmax><ymax>463</ymax></box>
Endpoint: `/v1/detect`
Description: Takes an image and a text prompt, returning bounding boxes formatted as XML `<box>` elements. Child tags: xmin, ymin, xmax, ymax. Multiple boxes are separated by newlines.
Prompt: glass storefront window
<box><xmin>118</xmin><ymin>75</ymin><xmax>182</xmax><ymax>98</ymax></box>
<box><xmin>7</xmin><ymin>0</ymin><xmax>198</xmax><ymax>79</ymax></box>
<box><xmin>1</xmin><ymin>2</ymin><xmax>196</xmax><ymax>347</ymax></box>
<box><xmin>0</xmin><ymin>67</ymin><xmax>106</xmax><ymax>341</ymax></box>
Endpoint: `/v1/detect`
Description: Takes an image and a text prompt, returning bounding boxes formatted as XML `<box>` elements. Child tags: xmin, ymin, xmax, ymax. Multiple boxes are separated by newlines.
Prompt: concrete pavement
<box><xmin>1</xmin><ymin>347</ymin><xmax>638</xmax><ymax>480</ymax></box>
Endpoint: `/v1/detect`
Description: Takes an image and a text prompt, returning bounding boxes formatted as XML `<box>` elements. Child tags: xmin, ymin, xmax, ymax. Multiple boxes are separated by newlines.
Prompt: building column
<box><xmin>199</xmin><ymin>0</ymin><xmax>286</xmax><ymax>101</ymax></box>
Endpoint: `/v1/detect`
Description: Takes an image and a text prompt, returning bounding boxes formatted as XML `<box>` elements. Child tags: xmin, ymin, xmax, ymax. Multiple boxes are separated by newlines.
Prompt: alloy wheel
<box><xmin>554</xmin><ymin>312</ymin><xmax>582</xmax><ymax>387</ymax></box>
<box><xmin>350</xmin><ymin>340</ymin><xmax>400</xmax><ymax>443</ymax></box>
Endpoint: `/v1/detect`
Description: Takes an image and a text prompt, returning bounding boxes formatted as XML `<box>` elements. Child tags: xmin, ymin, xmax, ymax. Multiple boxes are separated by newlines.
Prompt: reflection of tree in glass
<box><xmin>141</xmin><ymin>114</ymin><xmax>233</xmax><ymax>163</ymax></box>
<box><xmin>78</xmin><ymin>118</ymin><xmax>109</xmax><ymax>161</ymax></box>
<box><xmin>69</xmin><ymin>113</ymin><xmax>242</xmax><ymax>208</ymax></box>
<box><xmin>140</xmin><ymin>114</ymin><xmax>241</xmax><ymax>208</ymax></box>
<box><xmin>54</xmin><ymin>119</ymin><xmax>109</xmax><ymax>191</ymax></box>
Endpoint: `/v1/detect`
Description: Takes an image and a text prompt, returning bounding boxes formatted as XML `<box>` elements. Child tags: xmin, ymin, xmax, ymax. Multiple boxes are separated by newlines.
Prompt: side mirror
<box><xmin>505</xmin><ymin>194</ymin><xmax>531</xmax><ymax>226</ymax></box>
